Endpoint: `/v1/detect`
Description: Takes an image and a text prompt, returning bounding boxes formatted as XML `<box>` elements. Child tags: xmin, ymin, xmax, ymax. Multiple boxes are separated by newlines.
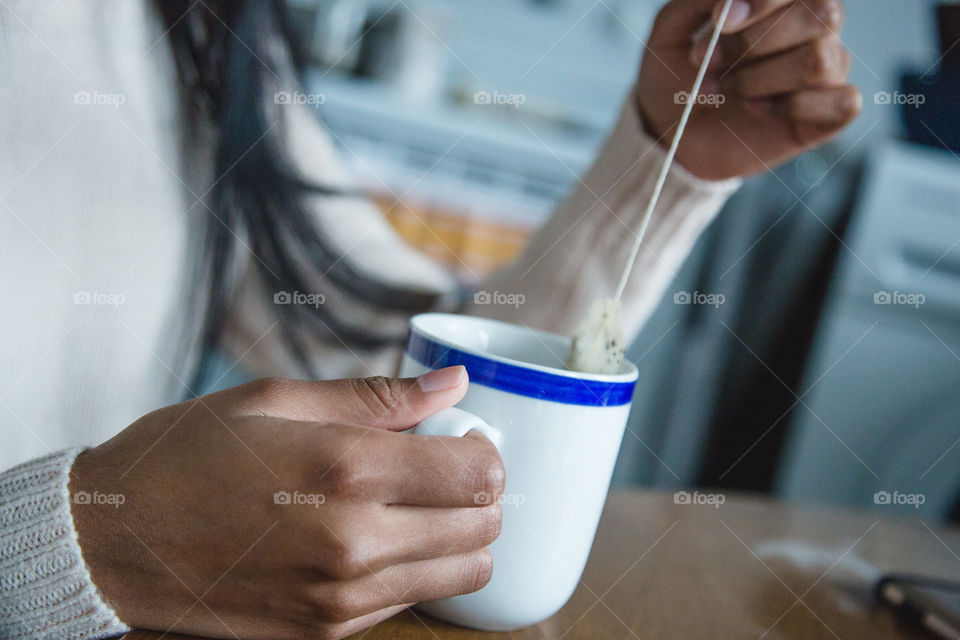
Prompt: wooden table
<box><xmin>124</xmin><ymin>491</ymin><xmax>960</xmax><ymax>640</ymax></box>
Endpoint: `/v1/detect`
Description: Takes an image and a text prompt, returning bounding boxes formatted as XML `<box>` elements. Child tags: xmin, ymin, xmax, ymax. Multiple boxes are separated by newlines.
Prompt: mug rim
<box><xmin>406</xmin><ymin>313</ymin><xmax>638</xmax><ymax>407</ymax></box>
<box><xmin>409</xmin><ymin>313</ymin><xmax>639</xmax><ymax>382</ymax></box>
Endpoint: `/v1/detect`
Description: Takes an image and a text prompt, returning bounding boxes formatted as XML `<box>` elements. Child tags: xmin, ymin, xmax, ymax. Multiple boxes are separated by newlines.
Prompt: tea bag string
<box><xmin>613</xmin><ymin>0</ymin><xmax>735</xmax><ymax>302</ymax></box>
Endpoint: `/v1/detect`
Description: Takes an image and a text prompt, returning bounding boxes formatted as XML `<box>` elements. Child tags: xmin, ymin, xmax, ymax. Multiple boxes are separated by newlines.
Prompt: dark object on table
<box><xmin>877</xmin><ymin>573</ymin><xmax>960</xmax><ymax>640</ymax></box>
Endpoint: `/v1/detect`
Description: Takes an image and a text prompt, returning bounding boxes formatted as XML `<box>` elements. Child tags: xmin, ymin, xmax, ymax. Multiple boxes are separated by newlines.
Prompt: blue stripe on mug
<box><xmin>405</xmin><ymin>330</ymin><xmax>636</xmax><ymax>407</ymax></box>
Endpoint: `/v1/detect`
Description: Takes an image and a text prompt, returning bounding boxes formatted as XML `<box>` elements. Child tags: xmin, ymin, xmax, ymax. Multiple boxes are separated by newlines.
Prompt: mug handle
<box><xmin>412</xmin><ymin>407</ymin><xmax>503</xmax><ymax>452</ymax></box>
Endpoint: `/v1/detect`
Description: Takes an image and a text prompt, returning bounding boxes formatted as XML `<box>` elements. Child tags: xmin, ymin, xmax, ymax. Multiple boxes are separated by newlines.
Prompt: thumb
<box><xmin>649</xmin><ymin>0</ymin><xmax>750</xmax><ymax>48</ymax></box>
<box><xmin>337</xmin><ymin>366</ymin><xmax>469</xmax><ymax>430</ymax></box>
<box><xmin>221</xmin><ymin>366</ymin><xmax>468</xmax><ymax>429</ymax></box>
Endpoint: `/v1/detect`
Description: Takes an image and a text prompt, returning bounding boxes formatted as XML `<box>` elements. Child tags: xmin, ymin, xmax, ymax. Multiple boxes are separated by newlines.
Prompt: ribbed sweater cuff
<box><xmin>0</xmin><ymin>449</ymin><xmax>129</xmax><ymax>640</ymax></box>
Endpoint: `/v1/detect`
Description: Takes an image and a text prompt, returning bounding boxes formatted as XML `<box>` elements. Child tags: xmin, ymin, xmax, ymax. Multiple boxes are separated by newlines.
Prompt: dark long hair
<box><xmin>155</xmin><ymin>0</ymin><xmax>444</xmax><ymax>391</ymax></box>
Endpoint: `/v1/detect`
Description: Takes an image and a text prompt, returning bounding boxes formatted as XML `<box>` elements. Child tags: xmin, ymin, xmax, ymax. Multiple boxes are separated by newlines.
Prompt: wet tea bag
<box><xmin>565</xmin><ymin>0</ymin><xmax>734</xmax><ymax>375</ymax></box>
<box><xmin>566</xmin><ymin>298</ymin><xmax>625</xmax><ymax>374</ymax></box>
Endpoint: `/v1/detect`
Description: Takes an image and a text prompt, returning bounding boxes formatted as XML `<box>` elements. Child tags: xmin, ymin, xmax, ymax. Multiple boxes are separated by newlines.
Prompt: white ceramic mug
<box><xmin>400</xmin><ymin>313</ymin><xmax>638</xmax><ymax>631</ymax></box>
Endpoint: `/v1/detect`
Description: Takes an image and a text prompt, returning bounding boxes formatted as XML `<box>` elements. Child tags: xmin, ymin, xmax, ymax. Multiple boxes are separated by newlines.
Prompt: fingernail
<box><xmin>715</xmin><ymin>0</ymin><xmax>750</xmax><ymax>31</ymax></box>
<box><xmin>418</xmin><ymin>366</ymin><xmax>467</xmax><ymax>392</ymax></box>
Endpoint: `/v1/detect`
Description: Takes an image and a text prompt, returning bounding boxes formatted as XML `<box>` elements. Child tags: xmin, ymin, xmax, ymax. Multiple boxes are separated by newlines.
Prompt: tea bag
<box><xmin>565</xmin><ymin>298</ymin><xmax>625</xmax><ymax>374</ymax></box>
<box><xmin>565</xmin><ymin>0</ymin><xmax>734</xmax><ymax>375</ymax></box>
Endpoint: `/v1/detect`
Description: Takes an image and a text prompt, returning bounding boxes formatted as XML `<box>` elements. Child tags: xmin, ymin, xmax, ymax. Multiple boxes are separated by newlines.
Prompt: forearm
<box><xmin>467</xmin><ymin>84</ymin><xmax>740</xmax><ymax>341</ymax></box>
<box><xmin>0</xmin><ymin>449</ymin><xmax>129</xmax><ymax>640</ymax></box>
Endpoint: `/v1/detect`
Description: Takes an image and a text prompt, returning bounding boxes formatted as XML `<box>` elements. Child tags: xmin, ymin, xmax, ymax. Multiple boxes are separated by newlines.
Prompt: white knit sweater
<box><xmin>0</xmin><ymin>2</ymin><xmax>738</xmax><ymax>638</ymax></box>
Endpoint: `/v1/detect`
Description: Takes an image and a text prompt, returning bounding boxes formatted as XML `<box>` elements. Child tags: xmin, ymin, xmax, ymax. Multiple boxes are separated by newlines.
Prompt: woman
<box><xmin>0</xmin><ymin>0</ymin><xmax>859</xmax><ymax>638</ymax></box>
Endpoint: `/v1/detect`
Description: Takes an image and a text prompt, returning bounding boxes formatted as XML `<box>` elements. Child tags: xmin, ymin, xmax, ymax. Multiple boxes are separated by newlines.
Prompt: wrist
<box><xmin>0</xmin><ymin>449</ymin><xmax>129</xmax><ymax>639</ymax></box>
<box><xmin>632</xmin><ymin>84</ymin><xmax>743</xmax><ymax>188</ymax></box>
<box><xmin>68</xmin><ymin>448</ymin><xmax>135</xmax><ymax>625</ymax></box>
<box><xmin>634</xmin><ymin>87</ymin><xmax>716</xmax><ymax>181</ymax></box>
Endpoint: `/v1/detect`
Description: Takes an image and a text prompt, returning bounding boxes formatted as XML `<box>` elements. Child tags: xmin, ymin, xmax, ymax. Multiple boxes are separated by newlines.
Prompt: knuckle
<box><xmin>325</xmin><ymin>539</ymin><xmax>371</xmax><ymax>581</ymax></box>
<box><xmin>245</xmin><ymin>377</ymin><xmax>293</xmax><ymax>403</ymax></box>
<box><xmin>804</xmin><ymin>37</ymin><xmax>841</xmax><ymax>82</ymax></box>
<box><xmin>307</xmin><ymin>585</ymin><xmax>362</xmax><ymax>624</ymax></box>
<box><xmin>472</xmin><ymin>447</ymin><xmax>506</xmax><ymax>499</ymax></box>
<box><xmin>324</xmin><ymin>452</ymin><xmax>375</xmax><ymax>498</ymax></box>
<box><xmin>806</xmin><ymin>0</ymin><xmax>844</xmax><ymax>32</ymax></box>
<box><xmin>840</xmin><ymin>46</ymin><xmax>852</xmax><ymax>73</ymax></box>
<box><xmin>355</xmin><ymin>376</ymin><xmax>404</xmax><ymax>421</ymax></box>
<box><xmin>317</xmin><ymin>590</ymin><xmax>361</xmax><ymax>624</ymax></box>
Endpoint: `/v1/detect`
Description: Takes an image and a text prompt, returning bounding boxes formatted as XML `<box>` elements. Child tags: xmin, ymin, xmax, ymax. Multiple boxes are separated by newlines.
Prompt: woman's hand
<box><xmin>639</xmin><ymin>0</ymin><xmax>861</xmax><ymax>181</ymax></box>
<box><xmin>69</xmin><ymin>367</ymin><xmax>503</xmax><ymax>640</ymax></box>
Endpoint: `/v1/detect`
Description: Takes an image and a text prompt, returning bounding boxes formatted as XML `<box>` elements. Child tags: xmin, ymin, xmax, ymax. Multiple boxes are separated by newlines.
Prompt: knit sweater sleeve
<box><xmin>0</xmin><ymin>449</ymin><xmax>129</xmax><ymax>640</ymax></box>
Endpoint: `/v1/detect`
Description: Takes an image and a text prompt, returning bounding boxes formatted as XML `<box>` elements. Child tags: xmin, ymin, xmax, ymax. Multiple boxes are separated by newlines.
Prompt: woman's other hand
<box><xmin>638</xmin><ymin>0</ymin><xmax>861</xmax><ymax>181</ymax></box>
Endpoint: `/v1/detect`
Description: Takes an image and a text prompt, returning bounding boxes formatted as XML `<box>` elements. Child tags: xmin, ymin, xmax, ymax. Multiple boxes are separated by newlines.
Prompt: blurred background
<box><xmin>272</xmin><ymin>0</ymin><xmax>960</xmax><ymax>521</ymax></box>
